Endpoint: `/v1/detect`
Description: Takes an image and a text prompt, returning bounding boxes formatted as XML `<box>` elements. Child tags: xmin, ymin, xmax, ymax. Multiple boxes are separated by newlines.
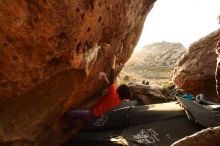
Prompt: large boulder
<box><xmin>129</xmin><ymin>83</ymin><xmax>170</xmax><ymax>105</ymax></box>
<box><xmin>172</xmin><ymin>29</ymin><xmax>220</xmax><ymax>101</ymax></box>
<box><xmin>172</xmin><ymin>126</ymin><xmax>220</xmax><ymax>146</ymax></box>
<box><xmin>0</xmin><ymin>0</ymin><xmax>156</xmax><ymax>146</ymax></box>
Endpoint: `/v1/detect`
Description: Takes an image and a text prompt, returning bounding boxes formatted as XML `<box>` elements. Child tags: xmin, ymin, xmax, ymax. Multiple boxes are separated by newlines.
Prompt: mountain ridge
<box><xmin>119</xmin><ymin>41</ymin><xmax>186</xmax><ymax>85</ymax></box>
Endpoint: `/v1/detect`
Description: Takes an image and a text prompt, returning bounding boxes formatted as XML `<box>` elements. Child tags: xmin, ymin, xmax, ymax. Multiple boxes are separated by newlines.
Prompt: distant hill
<box><xmin>119</xmin><ymin>41</ymin><xmax>186</xmax><ymax>85</ymax></box>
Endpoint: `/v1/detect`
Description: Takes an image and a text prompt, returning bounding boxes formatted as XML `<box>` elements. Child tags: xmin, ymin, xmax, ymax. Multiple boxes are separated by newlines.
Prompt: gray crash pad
<box><xmin>177</xmin><ymin>96</ymin><xmax>220</xmax><ymax>128</ymax></box>
<box><xmin>62</xmin><ymin>102</ymin><xmax>201</xmax><ymax>146</ymax></box>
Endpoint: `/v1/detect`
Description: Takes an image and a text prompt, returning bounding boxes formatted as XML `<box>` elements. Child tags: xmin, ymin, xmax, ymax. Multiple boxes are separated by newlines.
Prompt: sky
<box><xmin>135</xmin><ymin>0</ymin><xmax>220</xmax><ymax>52</ymax></box>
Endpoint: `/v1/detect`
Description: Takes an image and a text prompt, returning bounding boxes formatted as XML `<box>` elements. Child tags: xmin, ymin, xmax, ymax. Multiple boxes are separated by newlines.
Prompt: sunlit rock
<box><xmin>119</xmin><ymin>41</ymin><xmax>186</xmax><ymax>85</ymax></box>
<box><xmin>129</xmin><ymin>83</ymin><xmax>169</xmax><ymax>105</ymax></box>
<box><xmin>172</xmin><ymin>29</ymin><xmax>220</xmax><ymax>101</ymax></box>
<box><xmin>0</xmin><ymin>0</ymin><xmax>156</xmax><ymax>145</ymax></box>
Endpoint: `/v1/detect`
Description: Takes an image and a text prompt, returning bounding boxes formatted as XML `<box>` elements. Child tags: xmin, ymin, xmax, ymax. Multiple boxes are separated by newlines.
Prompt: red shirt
<box><xmin>90</xmin><ymin>84</ymin><xmax>122</xmax><ymax>117</ymax></box>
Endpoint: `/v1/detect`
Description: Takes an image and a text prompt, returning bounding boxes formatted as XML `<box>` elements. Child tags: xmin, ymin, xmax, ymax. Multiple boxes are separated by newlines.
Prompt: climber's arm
<box><xmin>109</xmin><ymin>55</ymin><xmax>116</xmax><ymax>85</ymax></box>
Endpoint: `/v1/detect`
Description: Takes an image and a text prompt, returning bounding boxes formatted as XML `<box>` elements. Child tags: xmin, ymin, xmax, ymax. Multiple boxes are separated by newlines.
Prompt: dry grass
<box><xmin>118</xmin><ymin>66</ymin><xmax>174</xmax><ymax>86</ymax></box>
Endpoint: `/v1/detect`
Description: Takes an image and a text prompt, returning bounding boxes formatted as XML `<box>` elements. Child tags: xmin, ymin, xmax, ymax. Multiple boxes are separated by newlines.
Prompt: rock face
<box><xmin>172</xmin><ymin>29</ymin><xmax>220</xmax><ymax>101</ymax></box>
<box><xmin>172</xmin><ymin>126</ymin><xmax>220</xmax><ymax>146</ymax></box>
<box><xmin>0</xmin><ymin>0</ymin><xmax>156</xmax><ymax>146</ymax></box>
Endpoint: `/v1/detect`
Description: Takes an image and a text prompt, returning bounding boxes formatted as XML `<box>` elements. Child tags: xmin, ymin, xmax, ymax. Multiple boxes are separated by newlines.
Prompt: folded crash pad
<box><xmin>177</xmin><ymin>96</ymin><xmax>220</xmax><ymax>128</ymax></box>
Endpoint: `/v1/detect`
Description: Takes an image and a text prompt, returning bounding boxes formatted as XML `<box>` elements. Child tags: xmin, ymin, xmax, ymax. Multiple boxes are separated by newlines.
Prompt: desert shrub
<box><xmin>161</xmin><ymin>82</ymin><xmax>175</xmax><ymax>97</ymax></box>
<box><xmin>123</xmin><ymin>75</ymin><xmax>130</xmax><ymax>82</ymax></box>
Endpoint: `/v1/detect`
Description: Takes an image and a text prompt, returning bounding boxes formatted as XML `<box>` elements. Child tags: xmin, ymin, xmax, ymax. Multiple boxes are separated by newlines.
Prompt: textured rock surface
<box><xmin>0</xmin><ymin>0</ymin><xmax>156</xmax><ymax>146</ymax></box>
<box><xmin>129</xmin><ymin>83</ymin><xmax>169</xmax><ymax>105</ymax></box>
<box><xmin>172</xmin><ymin>126</ymin><xmax>220</xmax><ymax>146</ymax></box>
<box><xmin>172</xmin><ymin>29</ymin><xmax>220</xmax><ymax>101</ymax></box>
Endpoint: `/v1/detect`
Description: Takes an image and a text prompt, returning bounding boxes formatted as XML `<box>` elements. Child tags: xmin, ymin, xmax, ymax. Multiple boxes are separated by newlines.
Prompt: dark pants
<box><xmin>66</xmin><ymin>109</ymin><xmax>93</xmax><ymax>128</ymax></box>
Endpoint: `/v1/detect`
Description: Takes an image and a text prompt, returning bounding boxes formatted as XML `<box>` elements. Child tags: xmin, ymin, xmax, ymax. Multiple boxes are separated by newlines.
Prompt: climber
<box><xmin>65</xmin><ymin>55</ymin><xmax>132</xmax><ymax>128</ymax></box>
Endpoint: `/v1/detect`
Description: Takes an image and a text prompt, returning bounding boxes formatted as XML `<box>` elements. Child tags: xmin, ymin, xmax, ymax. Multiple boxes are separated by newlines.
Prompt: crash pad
<box><xmin>62</xmin><ymin>102</ymin><xmax>201</xmax><ymax>146</ymax></box>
